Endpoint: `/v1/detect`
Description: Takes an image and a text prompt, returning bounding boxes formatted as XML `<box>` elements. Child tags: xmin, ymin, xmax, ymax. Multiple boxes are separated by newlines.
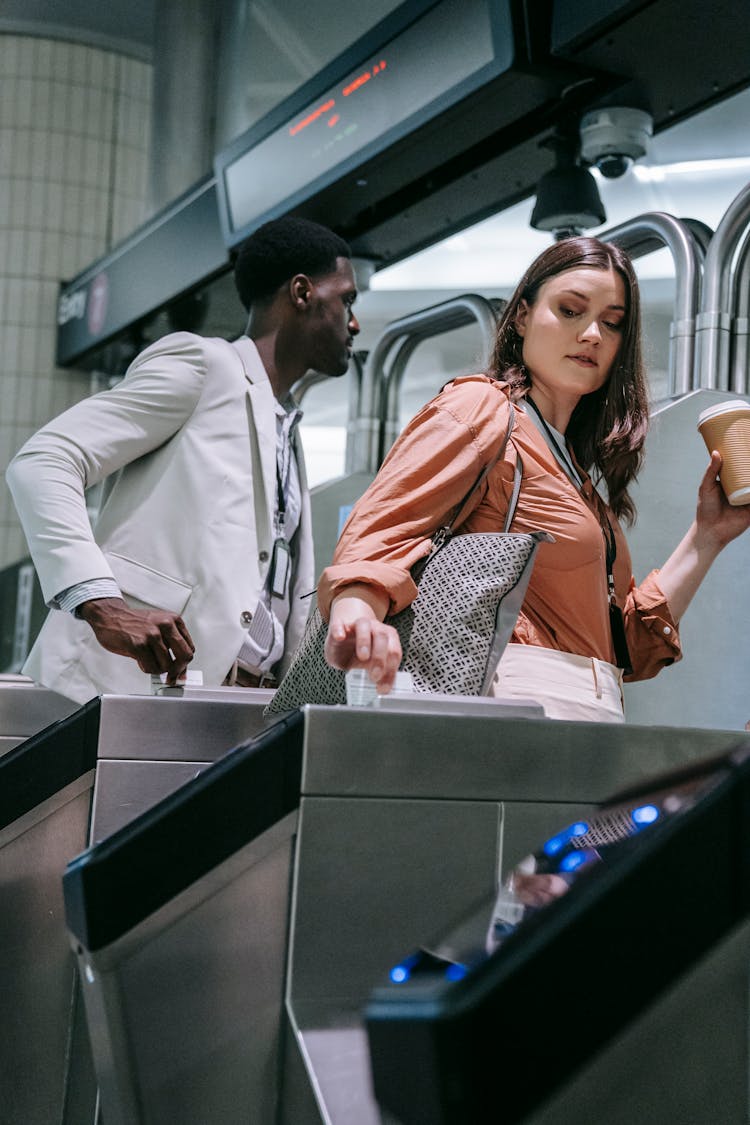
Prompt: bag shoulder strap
<box><xmin>445</xmin><ymin>402</ymin><xmax>518</xmax><ymax>535</ymax></box>
<box><xmin>503</xmin><ymin>453</ymin><xmax>523</xmax><ymax>533</ymax></box>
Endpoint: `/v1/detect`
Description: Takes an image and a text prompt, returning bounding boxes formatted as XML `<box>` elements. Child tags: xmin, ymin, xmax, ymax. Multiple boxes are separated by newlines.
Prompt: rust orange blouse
<box><xmin>317</xmin><ymin>375</ymin><xmax>681</xmax><ymax>682</ymax></box>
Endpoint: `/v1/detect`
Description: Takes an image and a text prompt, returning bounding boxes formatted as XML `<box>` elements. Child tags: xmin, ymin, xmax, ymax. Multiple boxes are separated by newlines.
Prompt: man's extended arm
<box><xmin>6</xmin><ymin>334</ymin><xmax>206</xmax><ymax>678</ymax></box>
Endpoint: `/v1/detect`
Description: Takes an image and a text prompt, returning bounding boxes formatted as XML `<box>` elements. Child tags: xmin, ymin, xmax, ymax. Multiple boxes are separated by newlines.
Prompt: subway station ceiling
<box><xmin>5</xmin><ymin>1</ymin><xmax>750</xmax><ymax>361</ymax></box>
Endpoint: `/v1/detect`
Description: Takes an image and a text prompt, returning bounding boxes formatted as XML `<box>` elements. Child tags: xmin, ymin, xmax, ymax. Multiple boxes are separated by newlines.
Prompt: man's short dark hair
<box><xmin>233</xmin><ymin>216</ymin><xmax>351</xmax><ymax>310</ymax></box>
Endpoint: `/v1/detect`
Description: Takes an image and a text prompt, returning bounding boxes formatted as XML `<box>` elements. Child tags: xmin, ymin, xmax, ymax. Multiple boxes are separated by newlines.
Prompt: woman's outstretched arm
<box><xmin>655</xmin><ymin>451</ymin><xmax>750</xmax><ymax>622</ymax></box>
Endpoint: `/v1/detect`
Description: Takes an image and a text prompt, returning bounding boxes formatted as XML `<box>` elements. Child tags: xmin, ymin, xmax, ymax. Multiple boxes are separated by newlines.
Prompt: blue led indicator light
<box><xmin>632</xmin><ymin>804</ymin><xmax>660</xmax><ymax>827</ymax></box>
<box><xmin>543</xmin><ymin>821</ymin><xmax>590</xmax><ymax>856</ymax></box>
<box><xmin>560</xmin><ymin>851</ymin><xmax>587</xmax><ymax>872</ymax></box>
<box><xmin>390</xmin><ymin>965</ymin><xmax>411</xmax><ymax>984</ymax></box>
<box><xmin>445</xmin><ymin>963</ymin><xmax>469</xmax><ymax>982</ymax></box>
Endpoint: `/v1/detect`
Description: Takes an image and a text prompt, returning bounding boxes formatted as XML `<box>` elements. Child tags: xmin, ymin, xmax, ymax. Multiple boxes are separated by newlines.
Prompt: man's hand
<box><xmin>77</xmin><ymin>597</ymin><xmax>195</xmax><ymax>683</ymax></box>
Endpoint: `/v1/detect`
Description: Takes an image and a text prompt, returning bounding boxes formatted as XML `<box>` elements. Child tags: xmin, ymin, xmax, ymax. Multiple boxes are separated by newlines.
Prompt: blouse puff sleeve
<box><xmin>317</xmin><ymin>375</ymin><xmax>513</xmax><ymax>621</ymax></box>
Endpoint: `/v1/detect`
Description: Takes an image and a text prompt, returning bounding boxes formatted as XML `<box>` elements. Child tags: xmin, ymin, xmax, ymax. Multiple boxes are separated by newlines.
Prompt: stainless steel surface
<box><xmin>0</xmin><ymin>676</ymin><xmax>78</xmax><ymax>737</ymax></box>
<box><xmin>527</xmin><ymin>917</ymin><xmax>750</xmax><ymax>1125</ymax></box>
<box><xmin>0</xmin><ymin>734</ymin><xmax>25</xmax><ymax>757</ymax></box>
<box><xmin>0</xmin><ymin>775</ymin><xmax>96</xmax><ymax>1125</ymax></box>
<box><xmin>77</xmin><ymin>815</ymin><xmax>297</xmax><ymax>1125</ymax></box>
<box><xmin>283</xmin><ymin>791</ymin><xmax>502</xmax><ymax>1125</ymax></box>
<box><xmin>95</xmin><ymin>689</ymin><xmax>274</xmax><ymax>761</ymax></box>
<box><xmin>624</xmin><ymin>388</ymin><xmax>750</xmax><ymax>729</ymax></box>
<box><xmin>696</xmin><ymin>180</ymin><xmax>750</xmax><ymax>390</ymax></box>
<box><xmin>90</xmin><ymin>758</ymin><xmax>213</xmax><ymax>842</ymax></box>
<box><xmin>599</xmin><ymin>212</ymin><xmax>703</xmax><ymax>396</ymax></box>
<box><xmin>56</xmin><ymin>699</ymin><xmax>750</xmax><ymax>1125</ymax></box>
<box><xmin>289</xmin><ymin>794</ymin><xmax>502</xmax><ymax>1006</ymax></box>
<box><xmin>299</xmin><ymin>706</ymin><xmax>748</xmax><ymax>800</ymax></box>
<box><xmin>372</xmin><ymin>694</ymin><xmax>544</xmax><ymax>719</ymax></box>
<box><xmin>89</xmin><ymin>690</ymin><xmax>277</xmax><ymax>840</ymax></box>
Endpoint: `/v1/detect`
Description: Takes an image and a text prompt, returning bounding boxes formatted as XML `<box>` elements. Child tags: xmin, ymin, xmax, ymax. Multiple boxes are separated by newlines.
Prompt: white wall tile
<box><xmin>0</xmin><ymin>37</ymin><xmax>153</xmax><ymax>568</ymax></box>
<box><xmin>15</xmin><ymin>79</ymin><xmax>35</xmax><ymax>130</ymax></box>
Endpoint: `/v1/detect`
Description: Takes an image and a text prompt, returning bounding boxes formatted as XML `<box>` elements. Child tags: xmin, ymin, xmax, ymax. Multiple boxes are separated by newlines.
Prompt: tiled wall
<box><xmin>0</xmin><ymin>34</ymin><xmax>152</xmax><ymax>568</ymax></box>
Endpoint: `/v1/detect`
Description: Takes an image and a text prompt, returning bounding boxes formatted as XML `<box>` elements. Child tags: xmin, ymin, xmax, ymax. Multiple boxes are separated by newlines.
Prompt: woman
<box><xmin>317</xmin><ymin>237</ymin><xmax>750</xmax><ymax>722</ymax></box>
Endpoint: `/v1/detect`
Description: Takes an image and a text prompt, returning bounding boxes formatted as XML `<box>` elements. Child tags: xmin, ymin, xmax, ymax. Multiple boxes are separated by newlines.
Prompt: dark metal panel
<box><xmin>0</xmin><ymin>698</ymin><xmax>100</xmax><ymax>829</ymax></box>
<box><xmin>551</xmin><ymin>0</ymin><xmax>750</xmax><ymax>130</ymax></box>
<box><xmin>55</xmin><ymin>177</ymin><xmax>227</xmax><ymax>368</ymax></box>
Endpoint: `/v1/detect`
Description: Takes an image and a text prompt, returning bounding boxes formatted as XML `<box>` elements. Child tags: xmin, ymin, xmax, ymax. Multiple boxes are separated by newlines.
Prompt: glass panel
<box><xmin>220</xmin><ymin>0</ymin><xmax>496</xmax><ymax>237</ymax></box>
<box><xmin>215</xmin><ymin>0</ymin><xmax>406</xmax><ymax>149</ymax></box>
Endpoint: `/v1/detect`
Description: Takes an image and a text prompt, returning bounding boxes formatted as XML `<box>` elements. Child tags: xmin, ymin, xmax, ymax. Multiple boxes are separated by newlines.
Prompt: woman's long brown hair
<box><xmin>488</xmin><ymin>237</ymin><xmax>649</xmax><ymax>525</ymax></box>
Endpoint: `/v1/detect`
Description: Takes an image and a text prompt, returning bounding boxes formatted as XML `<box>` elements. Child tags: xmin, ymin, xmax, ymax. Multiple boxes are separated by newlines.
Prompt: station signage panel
<box><xmin>215</xmin><ymin>0</ymin><xmax>512</xmax><ymax>246</ymax></box>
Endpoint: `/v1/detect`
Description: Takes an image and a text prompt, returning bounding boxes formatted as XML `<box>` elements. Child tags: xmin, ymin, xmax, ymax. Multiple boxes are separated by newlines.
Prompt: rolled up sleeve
<box><xmin>623</xmin><ymin>569</ymin><xmax>682</xmax><ymax>681</ymax></box>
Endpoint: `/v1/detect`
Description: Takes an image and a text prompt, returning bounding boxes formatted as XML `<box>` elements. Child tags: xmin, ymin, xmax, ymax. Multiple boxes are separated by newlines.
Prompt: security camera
<box><xmin>579</xmin><ymin>107</ymin><xmax>653</xmax><ymax>179</ymax></box>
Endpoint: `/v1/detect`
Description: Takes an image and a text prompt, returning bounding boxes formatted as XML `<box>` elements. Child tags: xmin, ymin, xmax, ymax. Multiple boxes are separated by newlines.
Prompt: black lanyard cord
<box><xmin>526</xmin><ymin>396</ymin><xmax>633</xmax><ymax>673</ymax></box>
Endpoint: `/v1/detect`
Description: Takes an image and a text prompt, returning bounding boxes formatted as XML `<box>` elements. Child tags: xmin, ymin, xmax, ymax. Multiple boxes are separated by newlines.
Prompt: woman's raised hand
<box><xmin>694</xmin><ymin>450</ymin><xmax>750</xmax><ymax>550</ymax></box>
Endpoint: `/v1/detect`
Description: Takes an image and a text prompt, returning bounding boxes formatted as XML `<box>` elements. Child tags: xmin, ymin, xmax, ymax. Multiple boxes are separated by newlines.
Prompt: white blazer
<box><xmin>7</xmin><ymin>332</ymin><xmax>314</xmax><ymax>703</ymax></box>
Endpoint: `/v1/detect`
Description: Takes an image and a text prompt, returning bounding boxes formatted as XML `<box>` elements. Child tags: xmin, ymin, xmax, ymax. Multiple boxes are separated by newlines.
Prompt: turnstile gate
<box><xmin>61</xmin><ymin>699</ymin><xmax>750</xmax><ymax>1123</ymax></box>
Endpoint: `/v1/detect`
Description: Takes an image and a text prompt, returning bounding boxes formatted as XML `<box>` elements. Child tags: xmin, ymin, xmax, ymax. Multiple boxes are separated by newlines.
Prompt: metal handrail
<box><xmin>348</xmin><ymin>293</ymin><xmax>499</xmax><ymax>473</ymax></box>
<box><xmin>599</xmin><ymin>212</ymin><xmax>704</xmax><ymax>396</ymax></box>
<box><xmin>695</xmin><ymin>180</ymin><xmax>750</xmax><ymax>390</ymax></box>
<box><xmin>731</xmin><ymin>237</ymin><xmax>750</xmax><ymax>395</ymax></box>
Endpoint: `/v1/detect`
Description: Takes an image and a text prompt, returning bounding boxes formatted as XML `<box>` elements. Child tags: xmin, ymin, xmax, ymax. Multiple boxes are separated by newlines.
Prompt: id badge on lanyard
<box><xmin>270</xmin><ymin>536</ymin><xmax>291</xmax><ymax>599</ymax></box>
<box><xmin>272</xmin><ymin>456</ymin><xmax>292</xmax><ymax>600</ymax></box>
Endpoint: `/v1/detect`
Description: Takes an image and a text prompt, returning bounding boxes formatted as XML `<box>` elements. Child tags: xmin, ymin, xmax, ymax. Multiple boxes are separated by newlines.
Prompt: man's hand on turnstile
<box><xmin>78</xmin><ymin>597</ymin><xmax>195</xmax><ymax>682</ymax></box>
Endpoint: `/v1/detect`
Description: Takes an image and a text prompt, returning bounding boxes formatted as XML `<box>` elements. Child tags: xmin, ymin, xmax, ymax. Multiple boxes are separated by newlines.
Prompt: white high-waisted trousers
<box><xmin>490</xmin><ymin>643</ymin><xmax>625</xmax><ymax>724</ymax></box>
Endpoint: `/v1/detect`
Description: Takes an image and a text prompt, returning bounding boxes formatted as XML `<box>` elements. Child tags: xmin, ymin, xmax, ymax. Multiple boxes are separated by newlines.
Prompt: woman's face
<box><xmin>516</xmin><ymin>266</ymin><xmax>626</xmax><ymax>412</ymax></box>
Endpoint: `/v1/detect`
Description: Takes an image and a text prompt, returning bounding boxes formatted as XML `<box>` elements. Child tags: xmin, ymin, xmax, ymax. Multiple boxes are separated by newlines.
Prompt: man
<box><xmin>7</xmin><ymin>216</ymin><xmax>359</xmax><ymax>703</ymax></box>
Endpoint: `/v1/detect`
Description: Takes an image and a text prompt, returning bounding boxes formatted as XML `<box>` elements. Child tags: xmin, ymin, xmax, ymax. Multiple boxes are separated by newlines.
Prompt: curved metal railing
<box><xmin>599</xmin><ymin>211</ymin><xmax>704</xmax><ymax>396</ymax></box>
<box><xmin>347</xmin><ymin>293</ymin><xmax>499</xmax><ymax>473</ymax></box>
<box><xmin>695</xmin><ymin>180</ymin><xmax>750</xmax><ymax>391</ymax></box>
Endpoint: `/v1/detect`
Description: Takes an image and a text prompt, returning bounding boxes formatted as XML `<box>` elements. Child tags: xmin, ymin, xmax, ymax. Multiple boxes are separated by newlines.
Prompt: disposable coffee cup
<box><xmin>697</xmin><ymin>400</ymin><xmax>750</xmax><ymax>506</ymax></box>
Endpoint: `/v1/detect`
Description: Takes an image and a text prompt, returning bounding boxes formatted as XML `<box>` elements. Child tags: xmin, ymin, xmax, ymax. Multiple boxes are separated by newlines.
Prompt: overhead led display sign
<box><xmin>214</xmin><ymin>0</ymin><xmax>510</xmax><ymax>246</ymax></box>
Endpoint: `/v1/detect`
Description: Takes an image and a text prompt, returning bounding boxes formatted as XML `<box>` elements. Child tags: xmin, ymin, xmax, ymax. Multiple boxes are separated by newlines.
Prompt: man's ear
<box><xmin>290</xmin><ymin>273</ymin><xmax>313</xmax><ymax>309</ymax></box>
<box><xmin>515</xmin><ymin>299</ymin><xmax>529</xmax><ymax>337</ymax></box>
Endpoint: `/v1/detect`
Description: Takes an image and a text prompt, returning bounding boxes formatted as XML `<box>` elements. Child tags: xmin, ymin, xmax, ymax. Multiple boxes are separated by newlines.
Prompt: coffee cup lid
<box><xmin>697</xmin><ymin>399</ymin><xmax>750</xmax><ymax>427</ymax></box>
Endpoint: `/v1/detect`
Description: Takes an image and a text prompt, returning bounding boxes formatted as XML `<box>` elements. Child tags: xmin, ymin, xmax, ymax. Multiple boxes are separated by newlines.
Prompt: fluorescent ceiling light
<box><xmin>631</xmin><ymin>156</ymin><xmax>750</xmax><ymax>182</ymax></box>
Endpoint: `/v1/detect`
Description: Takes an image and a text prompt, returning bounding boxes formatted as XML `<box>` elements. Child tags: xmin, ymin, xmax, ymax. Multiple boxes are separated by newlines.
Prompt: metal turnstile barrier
<box><xmin>0</xmin><ymin>684</ymin><xmax>276</xmax><ymax>1125</ymax></box>
<box><xmin>0</xmin><ymin>674</ymin><xmax>78</xmax><ymax>758</ymax></box>
<box><xmin>365</xmin><ymin>745</ymin><xmax>750</xmax><ymax>1125</ymax></box>
<box><xmin>350</xmin><ymin>293</ymin><xmax>501</xmax><ymax>475</ymax></box>
<box><xmin>63</xmin><ymin>710</ymin><xmax>305</xmax><ymax>1125</ymax></box>
<box><xmin>0</xmin><ymin>699</ymin><xmax>101</xmax><ymax>1125</ymax></box>
<box><xmin>87</xmin><ymin>686</ymin><xmax>276</xmax><ymax>841</ymax></box>
<box><xmin>278</xmin><ymin>704</ymin><xmax>750</xmax><ymax>1124</ymax></box>
<box><xmin>59</xmin><ymin>694</ymin><xmax>748</xmax><ymax>1124</ymax></box>
<box><xmin>311</xmin><ymin>294</ymin><xmax>502</xmax><ymax>576</ymax></box>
